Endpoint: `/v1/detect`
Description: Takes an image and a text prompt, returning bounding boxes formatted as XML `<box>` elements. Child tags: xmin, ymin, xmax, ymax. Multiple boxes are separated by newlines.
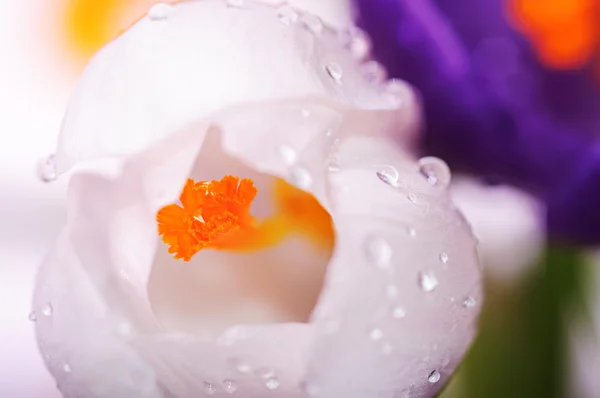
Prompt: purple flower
<box><xmin>354</xmin><ymin>0</ymin><xmax>600</xmax><ymax>244</ymax></box>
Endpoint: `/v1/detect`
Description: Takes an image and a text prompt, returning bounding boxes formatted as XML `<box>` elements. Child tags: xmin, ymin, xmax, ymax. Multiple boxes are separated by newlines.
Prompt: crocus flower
<box><xmin>354</xmin><ymin>0</ymin><xmax>600</xmax><ymax>244</ymax></box>
<box><xmin>33</xmin><ymin>1</ymin><xmax>482</xmax><ymax>397</ymax></box>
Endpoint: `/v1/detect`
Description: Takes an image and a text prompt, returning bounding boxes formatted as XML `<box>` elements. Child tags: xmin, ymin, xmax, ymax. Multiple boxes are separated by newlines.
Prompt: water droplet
<box><xmin>37</xmin><ymin>154</ymin><xmax>57</xmax><ymax>182</ymax></box>
<box><xmin>327</xmin><ymin>163</ymin><xmax>340</xmax><ymax>172</ymax></box>
<box><xmin>439</xmin><ymin>252</ymin><xmax>449</xmax><ymax>264</ymax></box>
<box><xmin>277</xmin><ymin>5</ymin><xmax>298</xmax><ymax>25</ymax></box>
<box><xmin>381</xmin><ymin>342</ymin><xmax>394</xmax><ymax>356</ymax></box>
<box><xmin>217</xmin><ymin>326</ymin><xmax>247</xmax><ymax>346</ymax></box>
<box><xmin>407</xmin><ymin>227</ymin><xmax>417</xmax><ymax>237</ymax></box>
<box><xmin>385</xmin><ymin>284</ymin><xmax>399</xmax><ymax>299</ymax></box>
<box><xmin>392</xmin><ymin>306</ymin><xmax>406</xmax><ymax>319</ymax></box>
<box><xmin>301</xmin><ymin>108</ymin><xmax>311</xmax><ymax>118</ymax></box>
<box><xmin>203</xmin><ymin>381</ymin><xmax>217</xmax><ymax>395</ymax></box>
<box><xmin>301</xmin><ymin>14</ymin><xmax>323</xmax><ymax>33</ymax></box>
<box><xmin>147</xmin><ymin>3</ymin><xmax>172</xmax><ymax>21</ymax></box>
<box><xmin>290</xmin><ymin>166</ymin><xmax>312</xmax><ymax>189</ymax></box>
<box><xmin>63</xmin><ymin>364</ymin><xmax>71</xmax><ymax>373</ymax></box>
<box><xmin>278</xmin><ymin>144</ymin><xmax>297</xmax><ymax>165</ymax></box>
<box><xmin>365</xmin><ymin>236</ymin><xmax>392</xmax><ymax>269</ymax></box>
<box><xmin>382</xmin><ymin>79</ymin><xmax>408</xmax><ymax>107</ymax></box>
<box><xmin>463</xmin><ymin>296</ymin><xmax>476</xmax><ymax>308</ymax></box>
<box><xmin>418</xmin><ymin>157</ymin><xmax>451</xmax><ymax>188</ymax></box>
<box><xmin>28</xmin><ymin>311</ymin><xmax>37</xmax><ymax>322</ymax></box>
<box><xmin>265</xmin><ymin>376</ymin><xmax>280</xmax><ymax>390</ymax></box>
<box><xmin>376</xmin><ymin>166</ymin><xmax>399</xmax><ymax>187</ymax></box>
<box><xmin>223</xmin><ymin>379</ymin><xmax>237</xmax><ymax>393</ymax></box>
<box><xmin>419</xmin><ymin>271</ymin><xmax>438</xmax><ymax>292</ymax></box>
<box><xmin>407</xmin><ymin>192</ymin><xmax>418</xmax><ymax>203</ymax></box>
<box><xmin>369</xmin><ymin>328</ymin><xmax>383</xmax><ymax>341</ymax></box>
<box><xmin>228</xmin><ymin>357</ymin><xmax>251</xmax><ymax>374</ymax></box>
<box><xmin>361</xmin><ymin>61</ymin><xmax>387</xmax><ymax>84</ymax></box>
<box><xmin>226</xmin><ymin>0</ymin><xmax>244</xmax><ymax>7</ymax></box>
<box><xmin>255</xmin><ymin>367</ymin><xmax>275</xmax><ymax>379</ymax></box>
<box><xmin>41</xmin><ymin>303</ymin><xmax>53</xmax><ymax>317</ymax></box>
<box><xmin>428</xmin><ymin>370</ymin><xmax>441</xmax><ymax>384</ymax></box>
<box><xmin>325</xmin><ymin>62</ymin><xmax>343</xmax><ymax>83</ymax></box>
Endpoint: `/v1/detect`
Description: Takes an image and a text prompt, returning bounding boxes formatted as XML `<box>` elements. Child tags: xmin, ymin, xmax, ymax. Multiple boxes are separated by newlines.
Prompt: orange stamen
<box><xmin>156</xmin><ymin>175</ymin><xmax>335</xmax><ymax>261</ymax></box>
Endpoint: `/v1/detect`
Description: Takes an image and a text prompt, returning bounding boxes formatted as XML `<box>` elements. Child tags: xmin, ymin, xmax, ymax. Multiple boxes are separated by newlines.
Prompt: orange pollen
<box><xmin>156</xmin><ymin>175</ymin><xmax>257</xmax><ymax>261</ymax></box>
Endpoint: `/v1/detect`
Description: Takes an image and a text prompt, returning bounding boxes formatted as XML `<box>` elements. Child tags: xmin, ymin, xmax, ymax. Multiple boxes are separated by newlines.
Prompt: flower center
<box><xmin>157</xmin><ymin>175</ymin><xmax>334</xmax><ymax>261</ymax></box>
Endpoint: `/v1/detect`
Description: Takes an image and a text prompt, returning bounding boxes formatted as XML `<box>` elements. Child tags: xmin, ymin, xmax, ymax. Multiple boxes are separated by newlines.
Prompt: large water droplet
<box><xmin>463</xmin><ymin>296</ymin><xmax>476</xmax><ymax>308</ymax></box>
<box><xmin>365</xmin><ymin>236</ymin><xmax>392</xmax><ymax>269</ymax></box>
<box><xmin>301</xmin><ymin>14</ymin><xmax>323</xmax><ymax>34</ymax></box>
<box><xmin>223</xmin><ymin>379</ymin><xmax>237</xmax><ymax>394</ymax></box>
<box><xmin>419</xmin><ymin>271</ymin><xmax>439</xmax><ymax>292</ymax></box>
<box><xmin>428</xmin><ymin>370</ymin><xmax>441</xmax><ymax>384</ymax></box>
<box><xmin>325</xmin><ymin>62</ymin><xmax>343</xmax><ymax>83</ymax></box>
<box><xmin>278</xmin><ymin>144</ymin><xmax>297</xmax><ymax>165</ymax></box>
<box><xmin>361</xmin><ymin>61</ymin><xmax>386</xmax><ymax>84</ymax></box>
<box><xmin>439</xmin><ymin>252</ymin><xmax>449</xmax><ymax>264</ymax></box>
<box><xmin>37</xmin><ymin>154</ymin><xmax>57</xmax><ymax>183</ymax></box>
<box><xmin>228</xmin><ymin>357</ymin><xmax>251</xmax><ymax>374</ymax></box>
<box><xmin>28</xmin><ymin>311</ymin><xmax>37</xmax><ymax>322</ymax></box>
<box><xmin>147</xmin><ymin>3</ymin><xmax>172</xmax><ymax>20</ymax></box>
<box><xmin>41</xmin><ymin>303</ymin><xmax>53</xmax><ymax>317</ymax></box>
<box><xmin>203</xmin><ymin>381</ymin><xmax>217</xmax><ymax>395</ymax></box>
<box><xmin>265</xmin><ymin>377</ymin><xmax>280</xmax><ymax>390</ymax></box>
<box><xmin>376</xmin><ymin>166</ymin><xmax>399</xmax><ymax>187</ymax></box>
<box><xmin>290</xmin><ymin>166</ymin><xmax>312</xmax><ymax>189</ymax></box>
<box><xmin>418</xmin><ymin>157</ymin><xmax>451</xmax><ymax>188</ymax></box>
<box><xmin>277</xmin><ymin>5</ymin><xmax>298</xmax><ymax>25</ymax></box>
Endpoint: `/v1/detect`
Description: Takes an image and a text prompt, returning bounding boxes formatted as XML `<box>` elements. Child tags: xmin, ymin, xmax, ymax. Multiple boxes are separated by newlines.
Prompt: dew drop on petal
<box><xmin>325</xmin><ymin>62</ymin><xmax>343</xmax><ymax>83</ymax></box>
<box><xmin>407</xmin><ymin>192</ymin><xmax>418</xmax><ymax>203</ymax></box>
<box><xmin>376</xmin><ymin>166</ymin><xmax>399</xmax><ymax>187</ymax></box>
<box><xmin>418</xmin><ymin>157</ymin><xmax>451</xmax><ymax>188</ymax></box>
<box><xmin>265</xmin><ymin>377</ymin><xmax>280</xmax><ymax>390</ymax></box>
<box><xmin>463</xmin><ymin>296</ymin><xmax>476</xmax><ymax>308</ymax></box>
<box><xmin>147</xmin><ymin>3</ymin><xmax>172</xmax><ymax>21</ymax></box>
<box><xmin>255</xmin><ymin>367</ymin><xmax>275</xmax><ymax>380</ymax></box>
<box><xmin>428</xmin><ymin>370</ymin><xmax>441</xmax><ymax>384</ymax></box>
<box><xmin>290</xmin><ymin>166</ymin><xmax>312</xmax><ymax>189</ymax></box>
<box><xmin>228</xmin><ymin>357</ymin><xmax>251</xmax><ymax>374</ymax></box>
<box><xmin>28</xmin><ymin>311</ymin><xmax>37</xmax><ymax>322</ymax></box>
<box><xmin>203</xmin><ymin>381</ymin><xmax>217</xmax><ymax>395</ymax></box>
<box><xmin>41</xmin><ymin>303</ymin><xmax>53</xmax><ymax>317</ymax></box>
<box><xmin>37</xmin><ymin>154</ymin><xmax>57</xmax><ymax>183</ymax></box>
<box><xmin>301</xmin><ymin>14</ymin><xmax>323</xmax><ymax>34</ymax></box>
<box><xmin>63</xmin><ymin>364</ymin><xmax>72</xmax><ymax>373</ymax></box>
<box><xmin>392</xmin><ymin>306</ymin><xmax>406</xmax><ymax>319</ymax></box>
<box><xmin>365</xmin><ymin>236</ymin><xmax>392</xmax><ymax>269</ymax></box>
<box><xmin>222</xmin><ymin>379</ymin><xmax>237</xmax><ymax>393</ymax></box>
<box><xmin>439</xmin><ymin>252</ymin><xmax>449</xmax><ymax>264</ymax></box>
<box><xmin>369</xmin><ymin>328</ymin><xmax>383</xmax><ymax>341</ymax></box>
<box><xmin>277</xmin><ymin>5</ymin><xmax>298</xmax><ymax>25</ymax></box>
<box><xmin>419</xmin><ymin>271</ymin><xmax>439</xmax><ymax>292</ymax></box>
<box><xmin>301</xmin><ymin>108</ymin><xmax>311</xmax><ymax>118</ymax></box>
<box><xmin>407</xmin><ymin>227</ymin><xmax>417</xmax><ymax>237</ymax></box>
<box><xmin>278</xmin><ymin>144</ymin><xmax>297</xmax><ymax>165</ymax></box>
<box><xmin>381</xmin><ymin>342</ymin><xmax>394</xmax><ymax>356</ymax></box>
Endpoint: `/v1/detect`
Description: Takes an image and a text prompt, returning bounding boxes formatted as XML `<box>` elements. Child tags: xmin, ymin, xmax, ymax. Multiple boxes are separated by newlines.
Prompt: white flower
<box><xmin>33</xmin><ymin>1</ymin><xmax>482</xmax><ymax>397</ymax></box>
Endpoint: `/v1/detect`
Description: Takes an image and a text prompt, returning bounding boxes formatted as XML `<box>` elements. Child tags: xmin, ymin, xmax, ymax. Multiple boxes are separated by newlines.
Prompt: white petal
<box><xmin>450</xmin><ymin>176</ymin><xmax>545</xmax><ymax>282</ymax></box>
<box><xmin>56</xmin><ymin>0</ymin><xmax>409</xmax><ymax>174</ymax></box>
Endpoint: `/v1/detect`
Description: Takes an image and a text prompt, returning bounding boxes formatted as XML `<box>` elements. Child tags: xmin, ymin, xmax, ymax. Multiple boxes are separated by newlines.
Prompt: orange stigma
<box><xmin>156</xmin><ymin>175</ymin><xmax>335</xmax><ymax>261</ymax></box>
<box><xmin>157</xmin><ymin>176</ymin><xmax>257</xmax><ymax>261</ymax></box>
